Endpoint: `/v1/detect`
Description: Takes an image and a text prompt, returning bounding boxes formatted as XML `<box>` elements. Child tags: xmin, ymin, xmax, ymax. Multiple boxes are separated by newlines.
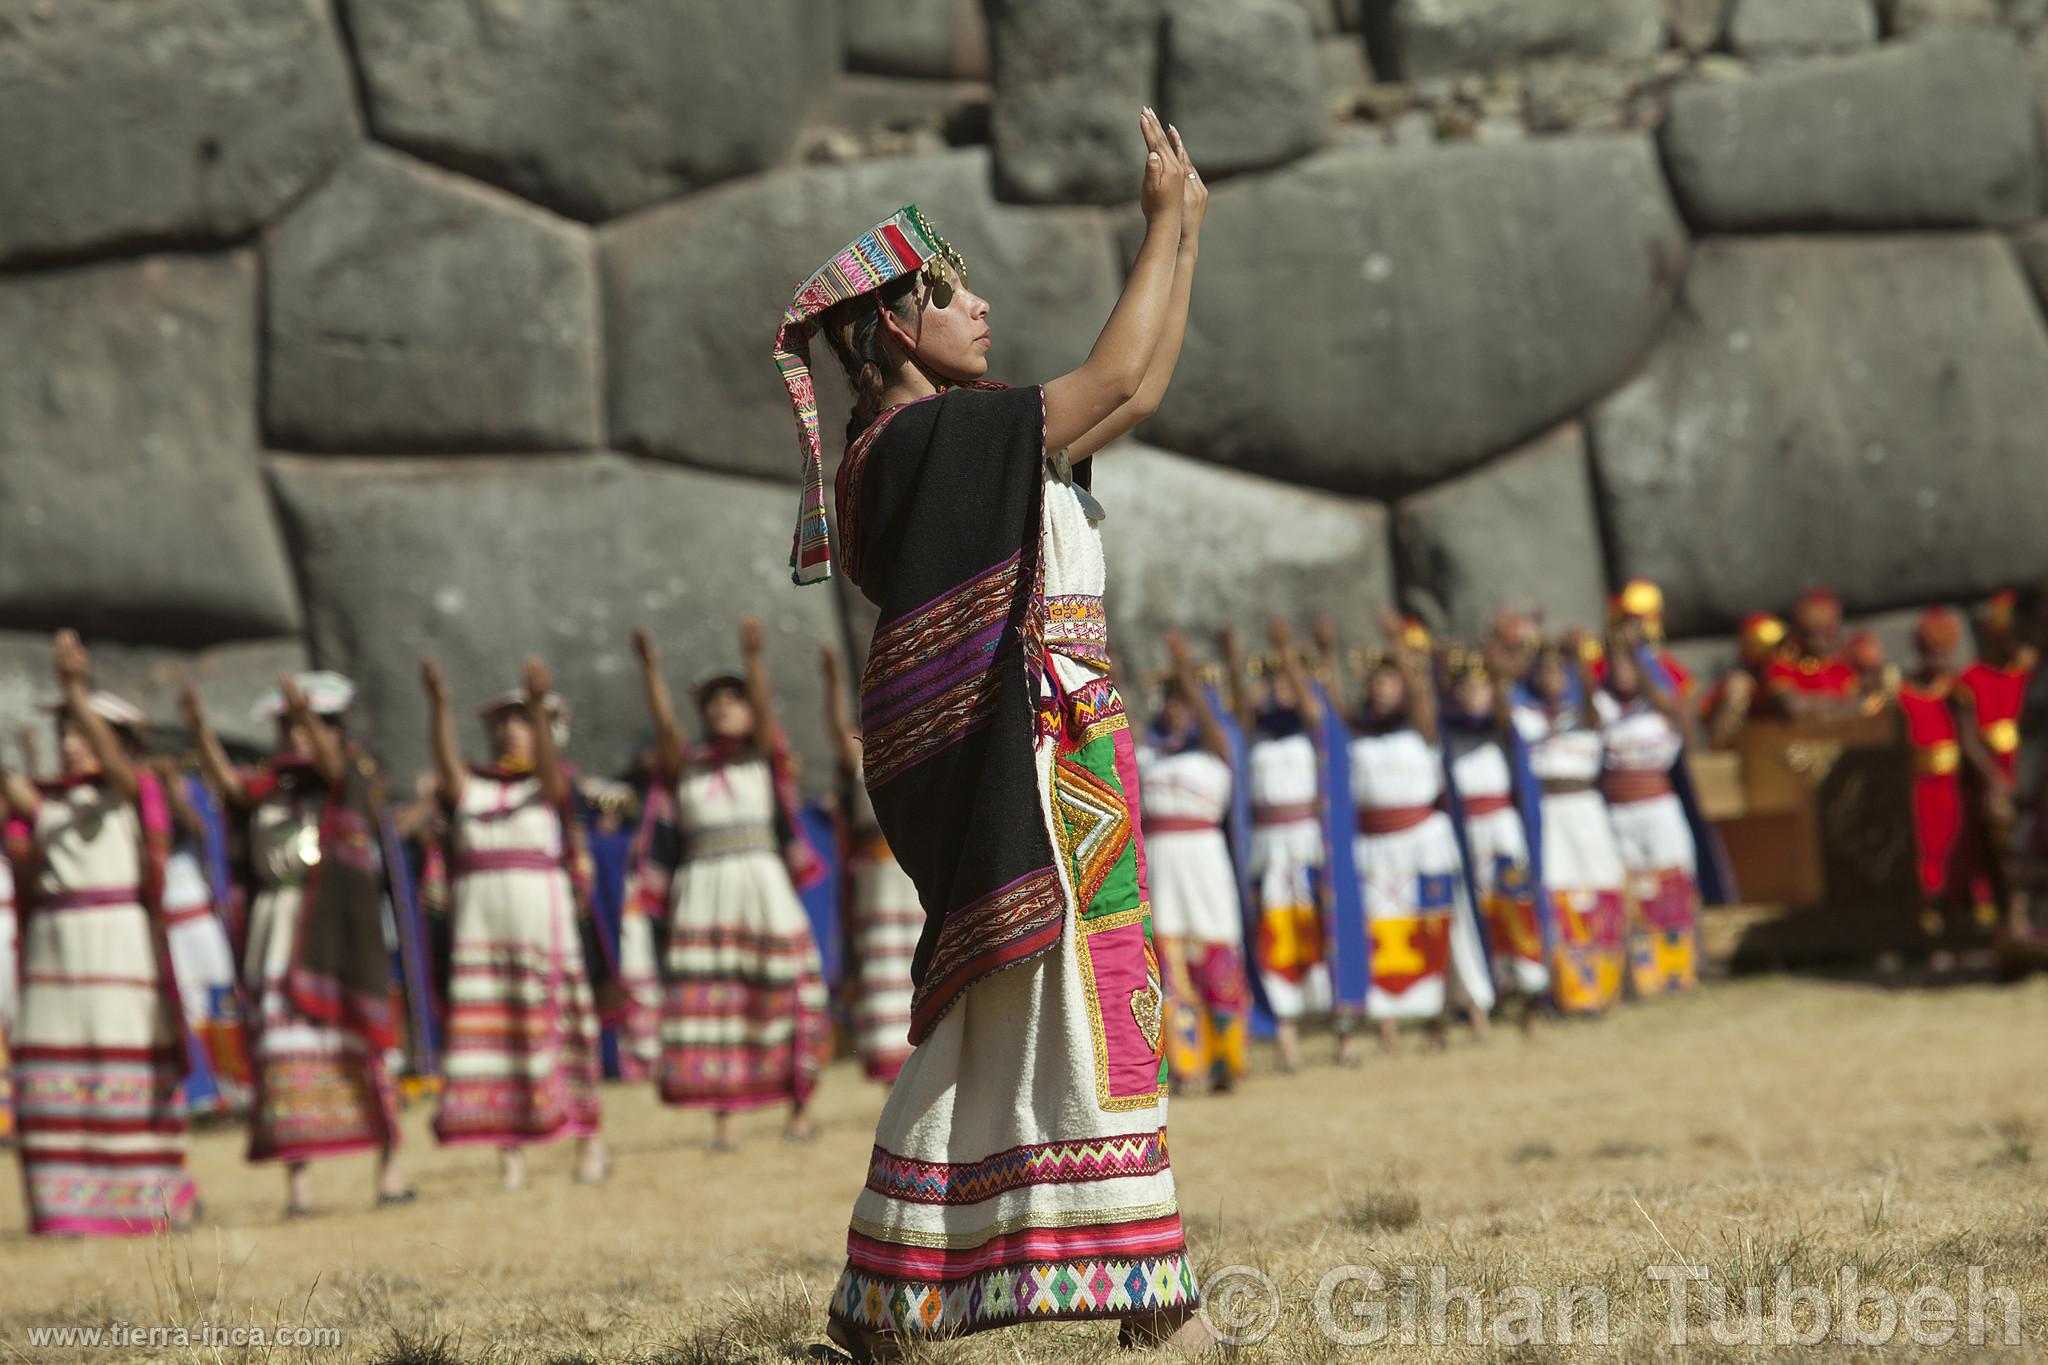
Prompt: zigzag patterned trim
<box><xmin>865</xmin><ymin>1128</ymin><xmax>1170</xmax><ymax>1206</ymax></box>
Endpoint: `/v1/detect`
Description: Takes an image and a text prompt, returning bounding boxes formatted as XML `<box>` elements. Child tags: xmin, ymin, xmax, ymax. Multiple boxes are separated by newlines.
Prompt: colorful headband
<box><xmin>1737</xmin><ymin>611</ymin><xmax>1787</xmax><ymax>661</ymax></box>
<box><xmin>1983</xmin><ymin>589</ymin><xmax>2018</xmax><ymax>636</ymax></box>
<box><xmin>774</xmin><ymin>205</ymin><xmax>966</xmax><ymax>587</ymax></box>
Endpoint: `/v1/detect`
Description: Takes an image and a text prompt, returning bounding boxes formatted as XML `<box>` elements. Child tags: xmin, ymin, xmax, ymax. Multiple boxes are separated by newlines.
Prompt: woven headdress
<box><xmin>773</xmin><ymin>205</ymin><xmax>966</xmax><ymax>587</ymax></box>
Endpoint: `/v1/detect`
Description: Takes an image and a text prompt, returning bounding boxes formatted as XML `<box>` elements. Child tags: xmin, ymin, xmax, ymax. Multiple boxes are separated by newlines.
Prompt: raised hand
<box><xmin>819</xmin><ymin>645</ymin><xmax>842</xmax><ymax>686</ymax></box>
<box><xmin>280</xmin><ymin>673</ymin><xmax>312</xmax><ymax>720</ymax></box>
<box><xmin>1168</xmin><ymin>124</ymin><xmax>1206</xmax><ymax>241</ymax></box>
<box><xmin>1377</xmin><ymin>605</ymin><xmax>1405</xmax><ymax>643</ymax></box>
<box><xmin>1137</xmin><ymin>107</ymin><xmax>1186</xmax><ymax>228</ymax></box>
<box><xmin>177</xmin><ymin>680</ymin><xmax>205</xmax><ymax>731</ymax></box>
<box><xmin>1165</xmin><ymin>629</ymin><xmax>1192</xmax><ymax>668</ymax></box>
<box><xmin>522</xmin><ymin>654</ymin><xmax>554</xmax><ymax>699</ymax></box>
<box><xmin>52</xmin><ymin>629</ymin><xmax>88</xmax><ymax>688</ymax></box>
<box><xmin>738</xmin><ymin>616</ymin><xmax>766</xmax><ymax>657</ymax></box>
<box><xmin>420</xmin><ymin>656</ymin><xmax>447</xmax><ymax>703</ymax></box>
<box><xmin>1312</xmin><ymin>611</ymin><xmax>1337</xmax><ymax>655</ymax></box>
<box><xmin>631</xmin><ymin>627</ymin><xmax>658</xmax><ymax>668</ymax></box>
<box><xmin>1266</xmin><ymin>615</ymin><xmax>1294</xmax><ymax>651</ymax></box>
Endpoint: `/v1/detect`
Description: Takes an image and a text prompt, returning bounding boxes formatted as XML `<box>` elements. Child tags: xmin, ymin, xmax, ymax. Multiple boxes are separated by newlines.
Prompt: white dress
<box><xmin>844</xmin><ymin>770</ymin><xmax>923</xmax><ymax>1082</ymax></box>
<box><xmin>1137</xmin><ymin>746</ymin><xmax>1240</xmax><ymax>944</ymax></box>
<box><xmin>1349</xmin><ymin>728</ymin><xmax>1495</xmax><ymax>1021</ymax></box>
<box><xmin>434</xmin><ymin>771</ymin><xmax>602</xmax><ymax>1143</ymax></box>
<box><xmin>15</xmin><ymin>781</ymin><xmax>196</xmax><ymax>1234</ymax></box>
<box><xmin>1513</xmin><ymin>702</ymin><xmax>1629</xmax><ymax>1014</ymax></box>
<box><xmin>1448</xmin><ymin>731</ymin><xmax>1546</xmax><ymax>996</ymax></box>
<box><xmin>1247</xmin><ymin>731</ymin><xmax>1332</xmax><ymax>1019</ymax></box>
<box><xmin>658</xmin><ymin>755</ymin><xmax>827</xmax><ymax>1110</ymax></box>
<box><xmin>833</xmin><ymin>470</ymin><xmax>1193</xmax><ymax>1339</ymax></box>
<box><xmin>1600</xmin><ymin>697</ymin><xmax>1701</xmax><ymax>996</ymax></box>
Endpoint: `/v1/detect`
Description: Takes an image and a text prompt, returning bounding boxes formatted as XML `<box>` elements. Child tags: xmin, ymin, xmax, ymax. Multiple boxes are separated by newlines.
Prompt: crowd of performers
<box><xmin>0</xmin><ymin>621</ymin><xmax>914</xmax><ymax>1234</ymax></box>
<box><xmin>0</xmin><ymin>591</ymin><xmax>2034</xmax><ymax>1241</ymax></box>
<box><xmin>1695</xmin><ymin>585</ymin><xmax>2042</xmax><ymax>941</ymax></box>
<box><xmin>0</xmin><ymin>575</ymin><xmax>1743</xmax><ymax>1237</ymax></box>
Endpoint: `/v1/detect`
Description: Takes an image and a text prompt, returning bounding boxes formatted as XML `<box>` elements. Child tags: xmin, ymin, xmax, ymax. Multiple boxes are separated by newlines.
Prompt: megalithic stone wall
<box><xmin>3</xmin><ymin>0</ymin><xmax>2047</xmax><ymax>786</ymax></box>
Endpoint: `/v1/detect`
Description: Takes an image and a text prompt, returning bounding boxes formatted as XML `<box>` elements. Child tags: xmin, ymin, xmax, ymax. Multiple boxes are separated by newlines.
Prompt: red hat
<box><xmin>1844</xmin><ymin>631</ymin><xmax>1885</xmax><ymax>670</ymax></box>
<box><xmin>1914</xmin><ymin>608</ymin><xmax>1963</xmax><ymax>654</ymax></box>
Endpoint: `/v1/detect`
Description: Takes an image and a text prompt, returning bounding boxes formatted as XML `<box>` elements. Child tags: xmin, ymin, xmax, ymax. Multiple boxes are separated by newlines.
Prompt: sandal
<box><xmin>376</xmin><ymin>1189</ymin><xmax>418</xmax><ymax>1209</ymax></box>
<box><xmin>283</xmin><ymin>1203</ymin><xmax>315</xmax><ymax>1221</ymax></box>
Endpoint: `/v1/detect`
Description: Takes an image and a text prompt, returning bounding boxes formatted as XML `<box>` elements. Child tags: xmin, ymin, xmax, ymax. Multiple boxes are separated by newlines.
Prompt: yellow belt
<box><xmin>1912</xmin><ymin>741</ymin><xmax>1960</xmax><ymax>776</ymax></box>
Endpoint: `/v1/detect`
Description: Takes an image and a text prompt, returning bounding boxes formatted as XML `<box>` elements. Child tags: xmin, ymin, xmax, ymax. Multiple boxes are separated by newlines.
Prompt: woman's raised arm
<box><xmin>1041</xmin><ymin>109</ymin><xmax>1186</xmax><ymax>456</ymax></box>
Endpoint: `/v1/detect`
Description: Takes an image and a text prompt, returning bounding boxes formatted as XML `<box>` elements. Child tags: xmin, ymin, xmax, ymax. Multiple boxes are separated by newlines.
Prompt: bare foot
<box><xmin>500</xmin><ymin>1148</ymin><xmax>527</xmax><ymax>1192</ymax></box>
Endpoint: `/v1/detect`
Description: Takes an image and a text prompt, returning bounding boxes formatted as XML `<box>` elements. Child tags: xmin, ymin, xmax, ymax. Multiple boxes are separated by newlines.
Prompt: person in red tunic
<box><xmin>1701</xmin><ymin>611</ymin><xmax>1788</xmax><ymax>748</ymax></box>
<box><xmin>1762</xmin><ymin>587</ymin><xmax>1859</xmax><ymax>719</ymax></box>
<box><xmin>1896</xmin><ymin>609</ymin><xmax>1969</xmax><ymax>935</ymax></box>
<box><xmin>1955</xmin><ymin>590</ymin><xmax>2038</xmax><ymax>927</ymax></box>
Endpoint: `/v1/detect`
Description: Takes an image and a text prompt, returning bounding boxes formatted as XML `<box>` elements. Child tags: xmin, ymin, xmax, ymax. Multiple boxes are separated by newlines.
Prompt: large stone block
<box><xmin>0</xmin><ymin>633</ymin><xmax>309</xmax><ymax>761</ymax></box>
<box><xmin>267</xmin><ymin>455</ymin><xmax>846</xmax><ymax>791</ymax></box>
<box><xmin>1727</xmin><ymin>0</ymin><xmax>1878</xmax><ymax>57</ymax></box>
<box><xmin>1881</xmin><ymin>0</ymin><xmax>2048</xmax><ymax>36</ymax></box>
<box><xmin>1144</xmin><ymin>136</ymin><xmax>1687</xmax><ymax>495</ymax></box>
<box><xmin>0</xmin><ymin>0</ymin><xmax>357</xmax><ymax>264</ymax></box>
<box><xmin>603</xmin><ymin>148</ymin><xmax>1121</xmax><ymax>482</ymax></box>
<box><xmin>264</xmin><ymin>148</ymin><xmax>601</xmax><ymax>453</ymax></box>
<box><xmin>1590</xmin><ymin>236</ymin><xmax>2048</xmax><ymax>636</ymax></box>
<box><xmin>1393</xmin><ymin>424</ymin><xmax>1610</xmax><ymax>642</ymax></box>
<box><xmin>1661</xmin><ymin>29</ymin><xmax>2039</xmax><ymax>230</ymax></box>
<box><xmin>1162</xmin><ymin>0</ymin><xmax>1326</xmax><ymax>177</ymax></box>
<box><xmin>1389</xmin><ymin>0</ymin><xmax>1664</xmax><ymax>78</ymax></box>
<box><xmin>989</xmin><ymin>0</ymin><xmax>1162</xmax><ymax>203</ymax></box>
<box><xmin>343</xmin><ymin>0</ymin><xmax>841</xmax><ymax>221</ymax></box>
<box><xmin>843</xmin><ymin>0</ymin><xmax>989</xmax><ymax>79</ymax></box>
<box><xmin>1089</xmin><ymin>441</ymin><xmax>1394</xmax><ymax>685</ymax></box>
<box><xmin>0</xmin><ymin>253</ymin><xmax>300</xmax><ymax>644</ymax></box>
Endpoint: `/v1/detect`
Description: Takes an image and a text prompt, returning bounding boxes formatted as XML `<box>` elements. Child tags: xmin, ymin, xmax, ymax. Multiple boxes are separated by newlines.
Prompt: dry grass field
<box><xmin>3</xmin><ymin>971</ymin><xmax>2047</xmax><ymax>1363</ymax></box>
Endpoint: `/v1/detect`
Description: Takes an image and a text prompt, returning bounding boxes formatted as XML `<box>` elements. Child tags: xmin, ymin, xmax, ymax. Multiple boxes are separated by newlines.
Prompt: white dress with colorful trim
<box><xmin>1513</xmin><ymin>703</ymin><xmax>1628</xmax><ymax>1014</ymax></box>
<box><xmin>658</xmin><ymin>756</ymin><xmax>828</xmax><ymax>1111</ymax></box>
<box><xmin>434</xmin><ymin>772</ymin><xmax>602</xmax><ymax>1145</ymax></box>
<box><xmin>1349</xmin><ymin>728</ymin><xmax>1495</xmax><ymax>1021</ymax></box>
<box><xmin>831</xmin><ymin>474</ymin><xmax>1195</xmax><ymax>1339</ymax></box>
<box><xmin>1246</xmin><ymin>731</ymin><xmax>1331</xmax><ymax>1020</ymax></box>
<box><xmin>1447</xmin><ymin>732</ymin><xmax>1547</xmax><ymax>996</ymax></box>
<box><xmin>1138</xmin><ymin>744</ymin><xmax>1250</xmax><ymax>1083</ymax></box>
<box><xmin>15</xmin><ymin>783</ymin><xmax>196</xmax><ymax>1234</ymax></box>
<box><xmin>844</xmin><ymin>770</ymin><xmax>923</xmax><ymax>1083</ymax></box>
<box><xmin>1600</xmin><ymin>696</ymin><xmax>1701</xmax><ymax>996</ymax></box>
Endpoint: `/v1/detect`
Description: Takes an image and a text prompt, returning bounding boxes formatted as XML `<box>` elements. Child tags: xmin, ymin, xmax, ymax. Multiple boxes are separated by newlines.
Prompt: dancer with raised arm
<box><xmin>776</xmin><ymin>110</ymin><xmax>1210</xmax><ymax>1356</ymax></box>
<box><xmin>185</xmin><ymin>672</ymin><xmax>414</xmax><ymax>1218</ymax></box>
<box><xmin>5</xmin><ymin>632</ymin><xmax>196</xmax><ymax>1235</ymax></box>
<box><xmin>425</xmin><ymin>656</ymin><xmax>608</xmax><ymax>1187</ymax></box>
<box><xmin>631</xmin><ymin>621</ymin><xmax>828</xmax><ymax>1152</ymax></box>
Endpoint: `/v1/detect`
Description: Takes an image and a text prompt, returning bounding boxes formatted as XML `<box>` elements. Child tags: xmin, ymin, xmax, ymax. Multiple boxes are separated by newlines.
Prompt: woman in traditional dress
<box><xmin>185</xmin><ymin>672</ymin><xmax>414</xmax><ymax>1218</ymax></box>
<box><xmin>424</xmin><ymin>656</ymin><xmax>607</xmax><ymax>1186</ymax></box>
<box><xmin>1599</xmin><ymin>623</ymin><xmax>1705</xmax><ymax>997</ymax></box>
<box><xmin>1441</xmin><ymin>647</ymin><xmax>1547</xmax><ymax>1023</ymax></box>
<box><xmin>821</xmin><ymin>645</ymin><xmax>923</xmax><ymax>1084</ymax></box>
<box><xmin>1512</xmin><ymin>636</ymin><xmax>1629</xmax><ymax>1015</ymax></box>
<box><xmin>1137</xmin><ymin>630</ymin><xmax>1250</xmax><ymax>1094</ymax></box>
<box><xmin>1342</xmin><ymin>611</ymin><xmax>1493</xmax><ymax>1056</ymax></box>
<box><xmin>781</xmin><ymin>110</ymin><xmax>1209</xmax><ymax>1356</ymax></box>
<box><xmin>633</xmin><ymin>619</ymin><xmax>828</xmax><ymax>1151</ymax></box>
<box><xmin>2</xmin><ymin>631</ymin><xmax>197</xmax><ymax>1234</ymax></box>
<box><xmin>1222</xmin><ymin>618</ymin><xmax>1331</xmax><ymax>1074</ymax></box>
<box><xmin>156</xmin><ymin>759</ymin><xmax>252</xmax><ymax>1118</ymax></box>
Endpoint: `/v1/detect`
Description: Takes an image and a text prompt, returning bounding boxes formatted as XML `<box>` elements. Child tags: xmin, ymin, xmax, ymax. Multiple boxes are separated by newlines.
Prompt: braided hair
<box><xmin>820</xmin><ymin>274</ymin><xmax>921</xmax><ymax>441</ymax></box>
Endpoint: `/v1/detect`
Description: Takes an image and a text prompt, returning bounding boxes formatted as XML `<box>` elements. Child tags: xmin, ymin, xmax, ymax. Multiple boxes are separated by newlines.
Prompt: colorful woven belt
<box><xmin>685</xmin><ymin>825</ymin><xmax>778</xmax><ymax>861</ymax></box>
<box><xmin>1357</xmin><ymin>805</ymin><xmax>1434</xmax><ymax>836</ymax></box>
<box><xmin>1602</xmin><ymin>770</ymin><xmax>1673</xmax><ymax>804</ymax></box>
